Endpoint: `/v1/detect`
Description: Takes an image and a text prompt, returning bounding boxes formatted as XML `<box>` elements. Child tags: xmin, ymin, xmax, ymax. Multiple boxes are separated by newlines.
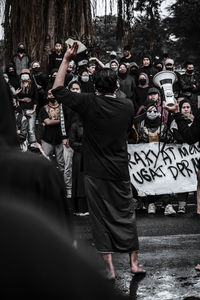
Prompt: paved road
<box><xmin>73</xmin><ymin>201</ymin><xmax>200</xmax><ymax>299</ymax></box>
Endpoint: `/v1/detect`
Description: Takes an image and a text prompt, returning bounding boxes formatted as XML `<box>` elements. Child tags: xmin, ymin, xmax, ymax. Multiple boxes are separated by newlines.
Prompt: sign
<box><xmin>128</xmin><ymin>142</ymin><xmax>200</xmax><ymax>196</ymax></box>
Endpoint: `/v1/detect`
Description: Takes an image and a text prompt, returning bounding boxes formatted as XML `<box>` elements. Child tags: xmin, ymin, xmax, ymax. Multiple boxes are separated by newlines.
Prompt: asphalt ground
<box><xmin>72</xmin><ymin>194</ymin><xmax>200</xmax><ymax>299</ymax></box>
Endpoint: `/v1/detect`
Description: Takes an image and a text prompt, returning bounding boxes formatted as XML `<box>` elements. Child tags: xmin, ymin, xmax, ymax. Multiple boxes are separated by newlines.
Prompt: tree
<box><xmin>164</xmin><ymin>0</ymin><xmax>200</xmax><ymax>66</ymax></box>
<box><xmin>3</xmin><ymin>0</ymin><xmax>93</xmax><ymax>71</ymax></box>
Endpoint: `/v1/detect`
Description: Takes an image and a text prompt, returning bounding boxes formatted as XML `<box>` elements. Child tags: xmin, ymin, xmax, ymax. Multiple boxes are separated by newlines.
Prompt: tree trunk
<box><xmin>3</xmin><ymin>0</ymin><xmax>93</xmax><ymax>71</ymax></box>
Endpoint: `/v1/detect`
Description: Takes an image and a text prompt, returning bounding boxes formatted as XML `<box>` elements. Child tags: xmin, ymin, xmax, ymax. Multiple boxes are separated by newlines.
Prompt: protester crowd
<box><xmin>3</xmin><ymin>40</ymin><xmax>200</xmax><ymax>218</ymax></box>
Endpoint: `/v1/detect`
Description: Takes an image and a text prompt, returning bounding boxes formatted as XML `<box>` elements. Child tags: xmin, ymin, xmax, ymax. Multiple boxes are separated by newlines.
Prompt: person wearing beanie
<box><xmin>136</xmin><ymin>87</ymin><xmax>168</xmax><ymax>124</ymax></box>
<box><xmin>180</xmin><ymin>61</ymin><xmax>200</xmax><ymax>115</ymax></box>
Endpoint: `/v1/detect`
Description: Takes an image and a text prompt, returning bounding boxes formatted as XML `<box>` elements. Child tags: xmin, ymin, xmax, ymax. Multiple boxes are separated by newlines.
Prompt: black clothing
<box><xmin>80</xmin><ymin>78</ymin><xmax>95</xmax><ymax>93</ymax></box>
<box><xmin>85</xmin><ymin>175</ymin><xmax>139</xmax><ymax>253</ymax></box>
<box><xmin>69</xmin><ymin>120</ymin><xmax>87</xmax><ymax>213</ymax></box>
<box><xmin>39</xmin><ymin>105</ymin><xmax>62</xmax><ymax>145</ymax></box>
<box><xmin>18</xmin><ymin>83</ymin><xmax>38</xmax><ymax>110</ymax></box>
<box><xmin>132</xmin><ymin>86</ymin><xmax>149</xmax><ymax>111</ymax></box>
<box><xmin>48</xmin><ymin>51</ymin><xmax>64</xmax><ymax>74</ymax></box>
<box><xmin>139</xmin><ymin>65</ymin><xmax>157</xmax><ymax>87</ymax></box>
<box><xmin>174</xmin><ymin>109</ymin><xmax>200</xmax><ymax>145</ymax></box>
<box><xmin>118</xmin><ymin>73</ymin><xmax>136</xmax><ymax>99</ymax></box>
<box><xmin>120</xmin><ymin>56</ymin><xmax>135</xmax><ymax>65</ymax></box>
<box><xmin>52</xmin><ymin>87</ymin><xmax>135</xmax><ymax>181</ymax></box>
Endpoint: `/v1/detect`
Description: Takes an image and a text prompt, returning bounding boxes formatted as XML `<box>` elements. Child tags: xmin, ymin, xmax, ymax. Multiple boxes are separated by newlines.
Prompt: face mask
<box><xmin>33</xmin><ymin>67</ymin><xmax>40</xmax><ymax>73</ymax></box>
<box><xmin>139</xmin><ymin>78</ymin><xmax>147</xmax><ymax>86</ymax></box>
<box><xmin>81</xmin><ymin>75</ymin><xmax>89</xmax><ymax>82</ymax></box>
<box><xmin>21</xmin><ymin>74</ymin><xmax>30</xmax><ymax>81</ymax></box>
<box><xmin>147</xmin><ymin>111</ymin><xmax>159</xmax><ymax>120</ymax></box>
<box><xmin>9</xmin><ymin>71</ymin><xmax>15</xmax><ymax>76</ymax></box>
<box><xmin>156</xmin><ymin>66</ymin><xmax>163</xmax><ymax>71</ymax></box>
<box><xmin>166</xmin><ymin>67</ymin><xmax>173</xmax><ymax>71</ymax></box>
<box><xmin>124</xmin><ymin>52</ymin><xmax>129</xmax><ymax>57</ymax></box>
<box><xmin>111</xmin><ymin>66</ymin><xmax>118</xmax><ymax>72</ymax></box>
<box><xmin>187</xmin><ymin>69</ymin><xmax>194</xmax><ymax>75</ymax></box>
<box><xmin>49</xmin><ymin>98</ymin><xmax>56</xmax><ymax>104</ymax></box>
<box><xmin>18</xmin><ymin>48</ymin><xmax>25</xmax><ymax>53</ymax></box>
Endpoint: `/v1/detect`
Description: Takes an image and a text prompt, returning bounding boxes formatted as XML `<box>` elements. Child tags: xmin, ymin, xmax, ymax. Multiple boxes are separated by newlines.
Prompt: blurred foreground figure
<box><xmin>0</xmin><ymin>73</ymin><xmax>70</xmax><ymax>227</ymax></box>
<box><xmin>0</xmin><ymin>72</ymin><xmax>126</xmax><ymax>299</ymax></box>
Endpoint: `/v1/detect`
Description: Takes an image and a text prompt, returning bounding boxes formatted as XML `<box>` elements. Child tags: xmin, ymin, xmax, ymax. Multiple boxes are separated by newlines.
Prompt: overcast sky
<box><xmin>93</xmin><ymin>0</ymin><xmax>175</xmax><ymax>17</ymax></box>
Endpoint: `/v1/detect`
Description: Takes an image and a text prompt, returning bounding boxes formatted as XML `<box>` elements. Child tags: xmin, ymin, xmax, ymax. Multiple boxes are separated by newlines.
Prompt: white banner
<box><xmin>128</xmin><ymin>142</ymin><xmax>200</xmax><ymax>196</ymax></box>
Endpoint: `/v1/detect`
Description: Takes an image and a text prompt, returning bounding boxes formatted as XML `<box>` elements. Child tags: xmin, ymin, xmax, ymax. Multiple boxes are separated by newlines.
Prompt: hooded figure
<box><xmin>132</xmin><ymin>72</ymin><xmax>149</xmax><ymax>111</ymax></box>
<box><xmin>139</xmin><ymin>54</ymin><xmax>157</xmax><ymax>87</ymax></box>
<box><xmin>118</xmin><ymin>62</ymin><xmax>136</xmax><ymax>99</ymax></box>
<box><xmin>137</xmin><ymin>101</ymin><xmax>168</xmax><ymax>143</ymax></box>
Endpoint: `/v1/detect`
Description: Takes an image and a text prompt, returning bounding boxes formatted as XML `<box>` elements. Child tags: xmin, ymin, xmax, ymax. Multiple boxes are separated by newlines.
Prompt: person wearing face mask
<box><xmin>181</xmin><ymin>61</ymin><xmax>200</xmax><ymax>115</ymax></box>
<box><xmin>78</xmin><ymin>68</ymin><xmax>95</xmax><ymax>93</ymax></box>
<box><xmin>164</xmin><ymin>58</ymin><xmax>185</xmax><ymax>100</ymax></box>
<box><xmin>154</xmin><ymin>59</ymin><xmax>163</xmax><ymax>73</ymax></box>
<box><xmin>38</xmin><ymin>89</ymin><xmax>64</xmax><ymax>173</ymax></box>
<box><xmin>132</xmin><ymin>73</ymin><xmax>149</xmax><ymax>112</ymax></box>
<box><xmin>5</xmin><ymin>63</ymin><xmax>20</xmax><ymax>91</ymax></box>
<box><xmin>110</xmin><ymin>60</ymin><xmax>119</xmax><ymax>73</ymax></box>
<box><xmin>31</xmin><ymin>61</ymin><xmax>49</xmax><ymax>114</ymax></box>
<box><xmin>137</xmin><ymin>102</ymin><xmax>175</xmax><ymax>216</ymax></box>
<box><xmin>17</xmin><ymin>69</ymin><xmax>38</xmax><ymax>148</ymax></box>
<box><xmin>12</xmin><ymin>42</ymin><xmax>31</xmax><ymax>75</ymax></box>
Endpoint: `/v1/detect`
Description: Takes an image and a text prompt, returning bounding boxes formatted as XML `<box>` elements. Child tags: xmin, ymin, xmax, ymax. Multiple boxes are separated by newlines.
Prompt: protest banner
<box><xmin>128</xmin><ymin>142</ymin><xmax>200</xmax><ymax>196</ymax></box>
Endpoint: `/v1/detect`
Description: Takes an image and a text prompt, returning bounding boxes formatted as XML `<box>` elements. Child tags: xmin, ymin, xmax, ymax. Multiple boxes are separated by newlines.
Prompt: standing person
<box><xmin>132</xmin><ymin>72</ymin><xmax>149</xmax><ymax>112</ymax></box>
<box><xmin>52</xmin><ymin>43</ymin><xmax>146</xmax><ymax>280</ymax></box>
<box><xmin>39</xmin><ymin>89</ymin><xmax>64</xmax><ymax>173</ymax></box>
<box><xmin>48</xmin><ymin>41</ymin><xmax>64</xmax><ymax>75</ymax></box>
<box><xmin>164</xmin><ymin>99</ymin><xmax>200</xmax><ymax>272</ymax></box>
<box><xmin>12</xmin><ymin>42</ymin><xmax>31</xmax><ymax>76</ymax></box>
<box><xmin>31</xmin><ymin>61</ymin><xmax>49</xmax><ymax>114</ymax></box>
<box><xmin>119</xmin><ymin>45</ymin><xmax>135</xmax><ymax>68</ymax></box>
<box><xmin>69</xmin><ymin>118</ymin><xmax>89</xmax><ymax>216</ymax></box>
<box><xmin>17</xmin><ymin>68</ymin><xmax>38</xmax><ymax>147</ymax></box>
<box><xmin>60</xmin><ymin>81</ymin><xmax>80</xmax><ymax>200</ymax></box>
<box><xmin>139</xmin><ymin>54</ymin><xmax>157</xmax><ymax>87</ymax></box>
<box><xmin>118</xmin><ymin>63</ymin><xmax>136</xmax><ymax>100</ymax></box>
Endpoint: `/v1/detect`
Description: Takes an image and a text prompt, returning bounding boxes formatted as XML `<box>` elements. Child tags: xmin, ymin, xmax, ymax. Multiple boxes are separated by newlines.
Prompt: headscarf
<box><xmin>137</xmin><ymin>72</ymin><xmax>149</xmax><ymax>88</ymax></box>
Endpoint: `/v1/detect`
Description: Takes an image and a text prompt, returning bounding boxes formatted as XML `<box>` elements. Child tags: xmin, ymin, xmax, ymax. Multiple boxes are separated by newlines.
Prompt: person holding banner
<box><xmin>52</xmin><ymin>42</ymin><xmax>146</xmax><ymax>280</ymax></box>
<box><xmin>164</xmin><ymin>98</ymin><xmax>200</xmax><ymax>272</ymax></box>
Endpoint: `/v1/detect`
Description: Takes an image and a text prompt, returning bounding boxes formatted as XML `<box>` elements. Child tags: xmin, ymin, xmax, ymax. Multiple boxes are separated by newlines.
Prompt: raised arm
<box><xmin>53</xmin><ymin>42</ymin><xmax>78</xmax><ymax>89</ymax></box>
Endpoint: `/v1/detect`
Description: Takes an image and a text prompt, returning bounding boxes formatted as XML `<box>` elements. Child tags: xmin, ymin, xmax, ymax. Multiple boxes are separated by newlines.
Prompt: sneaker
<box><xmin>148</xmin><ymin>203</ymin><xmax>156</xmax><ymax>214</ymax></box>
<box><xmin>177</xmin><ymin>201</ymin><xmax>186</xmax><ymax>214</ymax></box>
<box><xmin>164</xmin><ymin>204</ymin><xmax>176</xmax><ymax>216</ymax></box>
<box><xmin>177</xmin><ymin>206</ymin><xmax>186</xmax><ymax>214</ymax></box>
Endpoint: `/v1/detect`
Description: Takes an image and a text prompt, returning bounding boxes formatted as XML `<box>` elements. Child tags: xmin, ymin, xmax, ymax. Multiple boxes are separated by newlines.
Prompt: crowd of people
<box><xmin>1</xmin><ymin>39</ymin><xmax>200</xmax><ymax>283</ymax></box>
<box><xmin>3</xmin><ymin>41</ymin><xmax>200</xmax><ymax>218</ymax></box>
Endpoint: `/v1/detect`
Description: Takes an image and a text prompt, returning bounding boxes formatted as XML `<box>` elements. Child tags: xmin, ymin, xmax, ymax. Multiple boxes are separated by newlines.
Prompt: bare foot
<box><xmin>195</xmin><ymin>264</ymin><xmax>200</xmax><ymax>271</ymax></box>
<box><xmin>131</xmin><ymin>265</ymin><xmax>146</xmax><ymax>274</ymax></box>
<box><xmin>106</xmin><ymin>268</ymin><xmax>115</xmax><ymax>280</ymax></box>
